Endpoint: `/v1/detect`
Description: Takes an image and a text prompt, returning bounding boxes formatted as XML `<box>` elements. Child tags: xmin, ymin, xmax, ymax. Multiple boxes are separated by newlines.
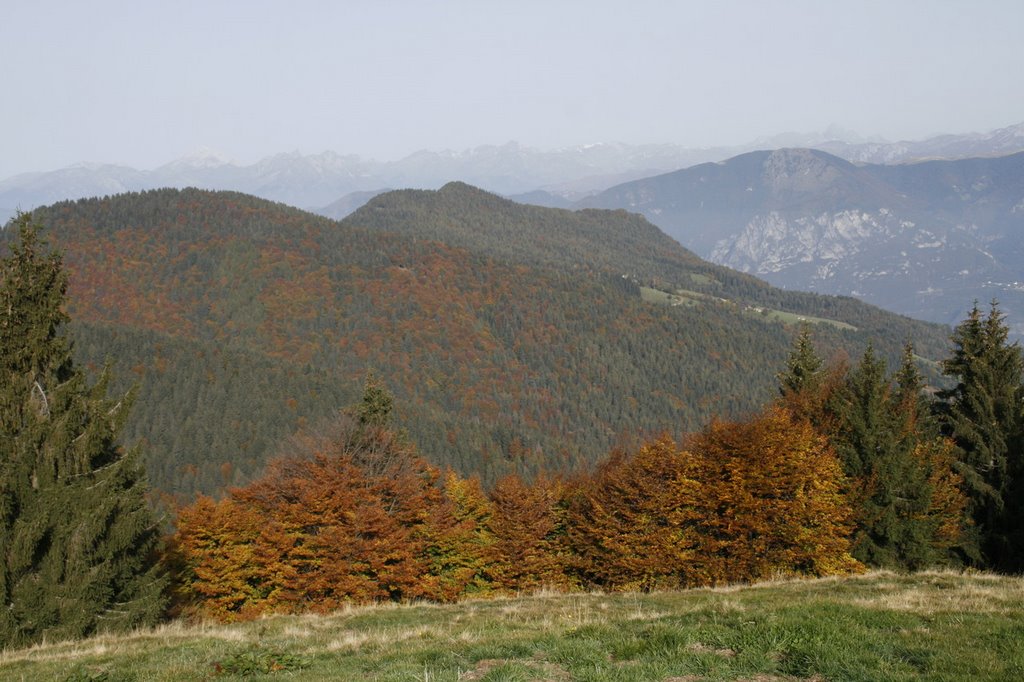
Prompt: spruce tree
<box><xmin>776</xmin><ymin>324</ymin><xmax>840</xmax><ymax>428</ymax></box>
<box><xmin>832</xmin><ymin>345</ymin><xmax>966</xmax><ymax>569</ymax></box>
<box><xmin>0</xmin><ymin>214</ymin><xmax>165</xmax><ymax>647</ymax></box>
<box><xmin>777</xmin><ymin>323</ymin><xmax>823</xmax><ymax>397</ymax></box>
<box><xmin>939</xmin><ymin>301</ymin><xmax>1024</xmax><ymax>570</ymax></box>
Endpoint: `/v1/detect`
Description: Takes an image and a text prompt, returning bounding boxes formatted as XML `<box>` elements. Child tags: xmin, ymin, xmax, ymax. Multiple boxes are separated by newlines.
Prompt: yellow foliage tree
<box><xmin>686</xmin><ymin>406</ymin><xmax>862</xmax><ymax>583</ymax></box>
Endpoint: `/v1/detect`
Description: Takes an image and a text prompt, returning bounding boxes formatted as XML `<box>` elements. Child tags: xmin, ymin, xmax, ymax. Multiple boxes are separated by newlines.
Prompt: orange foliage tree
<box><xmin>486</xmin><ymin>473</ymin><xmax>575</xmax><ymax>592</ymax></box>
<box><xmin>566</xmin><ymin>407</ymin><xmax>860</xmax><ymax>590</ymax></box>
<box><xmin>168</xmin><ymin>495</ymin><xmax>284</xmax><ymax>621</ymax></box>
<box><xmin>685</xmin><ymin>406</ymin><xmax>861</xmax><ymax>584</ymax></box>
<box><xmin>566</xmin><ymin>439</ymin><xmax>702</xmax><ymax>590</ymax></box>
<box><xmin>168</xmin><ymin>375</ymin><xmax>467</xmax><ymax>620</ymax></box>
<box><xmin>169</xmin><ymin>419</ymin><xmax>447</xmax><ymax>620</ymax></box>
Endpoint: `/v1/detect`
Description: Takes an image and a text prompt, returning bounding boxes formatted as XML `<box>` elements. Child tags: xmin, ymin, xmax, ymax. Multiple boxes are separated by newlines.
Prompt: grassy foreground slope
<box><xmin>3</xmin><ymin>572</ymin><xmax>1021</xmax><ymax>681</ymax></box>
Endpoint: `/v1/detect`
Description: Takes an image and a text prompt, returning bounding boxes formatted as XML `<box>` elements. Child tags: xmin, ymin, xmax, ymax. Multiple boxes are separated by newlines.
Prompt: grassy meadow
<box><xmin>1</xmin><ymin>571</ymin><xmax>1021</xmax><ymax>681</ymax></box>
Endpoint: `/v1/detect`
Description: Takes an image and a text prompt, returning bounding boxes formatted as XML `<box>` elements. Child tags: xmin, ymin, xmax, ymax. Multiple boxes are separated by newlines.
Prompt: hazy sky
<box><xmin>2</xmin><ymin>0</ymin><xmax>1021</xmax><ymax>178</ymax></box>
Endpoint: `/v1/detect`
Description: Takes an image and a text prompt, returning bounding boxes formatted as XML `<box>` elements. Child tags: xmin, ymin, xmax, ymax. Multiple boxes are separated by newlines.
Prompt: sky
<box><xmin>1</xmin><ymin>0</ymin><xmax>1022</xmax><ymax>179</ymax></box>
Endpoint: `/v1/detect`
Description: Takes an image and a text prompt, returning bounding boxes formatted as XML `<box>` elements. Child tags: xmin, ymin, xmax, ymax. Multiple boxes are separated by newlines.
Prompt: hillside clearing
<box><xmin>2</xmin><ymin>571</ymin><xmax>1021</xmax><ymax>681</ymax></box>
<box><xmin>639</xmin><ymin>286</ymin><xmax>857</xmax><ymax>331</ymax></box>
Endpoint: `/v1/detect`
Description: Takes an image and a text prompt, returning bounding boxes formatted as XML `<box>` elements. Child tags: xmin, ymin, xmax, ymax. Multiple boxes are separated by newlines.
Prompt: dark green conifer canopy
<box><xmin>0</xmin><ymin>214</ymin><xmax>165</xmax><ymax>648</ymax></box>
<box><xmin>939</xmin><ymin>301</ymin><xmax>1024</xmax><ymax>570</ymax></box>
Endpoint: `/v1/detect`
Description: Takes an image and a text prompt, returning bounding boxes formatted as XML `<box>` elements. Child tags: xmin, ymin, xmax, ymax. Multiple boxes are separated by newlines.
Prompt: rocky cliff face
<box><xmin>711</xmin><ymin>209</ymin><xmax>908</xmax><ymax>273</ymax></box>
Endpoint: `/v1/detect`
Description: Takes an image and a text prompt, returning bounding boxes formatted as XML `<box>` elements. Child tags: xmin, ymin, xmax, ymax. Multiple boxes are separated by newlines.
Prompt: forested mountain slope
<box><xmin>10</xmin><ymin>187</ymin><xmax>951</xmax><ymax>496</ymax></box>
<box><xmin>351</xmin><ymin>182</ymin><xmax>953</xmax><ymax>348</ymax></box>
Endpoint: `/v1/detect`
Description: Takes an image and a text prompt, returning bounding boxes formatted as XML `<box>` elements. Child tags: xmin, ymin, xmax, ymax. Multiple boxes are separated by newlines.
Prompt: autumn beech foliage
<box><xmin>169</xmin><ymin>413</ymin><xmax>448</xmax><ymax>620</ymax></box>
<box><xmin>421</xmin><ymin>472</ymin><xmax>497</xmax><ymax>601</ymax></box>
<box><xmin>568</xmin><ymin>407</ymin><xmax>860</xmax><ymax>590</ymax></box>
<box><xmin>170</xmin><ymin>406</ymin><xmax>862</xmax><ymax>619</ymax></box>
<box><xmin>486</xmin><ymin>473</ymin><xmax>575</xmax><ymax>592</ymax></box>
<box><xmin>168</xmin><ymin>374</ymin><xmax>869</xmax><ymax>620</ymax></box>
<box><xmin>686</xmin><ymin>407</ymin><xmax>861</xmax><ymax>583</ymax></box>
<box><xmin>567</xmin><ymin>439</ymin><xmax>703</xmax><ymax>590</ymax></box>
<box><xmin>168</xmin><ymin>496</ymin><xmax>273</xmax><ymax>621</ymax></box>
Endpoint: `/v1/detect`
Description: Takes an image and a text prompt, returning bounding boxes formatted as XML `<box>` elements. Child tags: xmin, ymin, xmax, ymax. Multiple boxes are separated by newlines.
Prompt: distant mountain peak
<box><xmin>580</xmin><ymin>148</ymin><xmax>1024</xmax><ymax>335</ymax></box>
<box><xmin>760</xmin><ymin>148</ymin><xmax>855</xmax><ymax>188</ymax></box>
<box><xmin>162</xmin><ymin>147</ymin><xmax>235</xmax><ymax>169</ymax></box>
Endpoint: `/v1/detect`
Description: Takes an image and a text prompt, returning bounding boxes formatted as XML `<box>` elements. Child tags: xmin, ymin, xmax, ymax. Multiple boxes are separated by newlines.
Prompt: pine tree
<box><xmin>939</xmin><ymin>301</ymin><xmax>1024</xmax><ymax>569</ymax></box>
<box><xmin>0</xmin><ymin>215</ymin><xmax>165</xmax><ymax>647</ymax></box>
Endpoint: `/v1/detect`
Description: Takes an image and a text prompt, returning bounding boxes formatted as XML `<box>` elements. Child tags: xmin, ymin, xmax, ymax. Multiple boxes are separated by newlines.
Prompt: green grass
<box><xmin>754</xmin><ymin>308</ymin><xmax>857</xmax><ymax>331</ymax></box>
<box><xmin>2</xmin><ymin>572</ymin><xmax>1021</xmax><ymax>681</ymax></box>
<box><xmin>639</xmin><ymin>285</ymin><xmax>856</xmax><ymax>331</ymax></box>
<box><xmin>639</xmin><ymin>286</ymin><xmax>713</xmax><ymax>308</ymax></box>
<box><xmin>687</xmin><ymin>273</ymin><xmax>716</xmax><ymax>286</ymax></box>
<box><xmin>640</xmin><ymin>286</ymin><xmax>699</xmax><ymax>307</ymax></box>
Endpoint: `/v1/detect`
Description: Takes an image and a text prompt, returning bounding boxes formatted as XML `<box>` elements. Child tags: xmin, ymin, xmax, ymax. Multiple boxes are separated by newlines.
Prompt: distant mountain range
<box><xmin>578</xmin><ymin>148</ymin><xmax>1024</xmax><ymax>335</ymax></box>
<box><xmin>3</xmin><ymin>123</ymin><xmax>1021</xmax><ymax>225</ymax></box>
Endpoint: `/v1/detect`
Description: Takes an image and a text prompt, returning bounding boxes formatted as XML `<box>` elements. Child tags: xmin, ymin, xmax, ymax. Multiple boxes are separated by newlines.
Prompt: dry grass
<box><xmin>1</xmin><ymin>570</ymin><xmax>1021</xmax><ymax>680</ymax></box>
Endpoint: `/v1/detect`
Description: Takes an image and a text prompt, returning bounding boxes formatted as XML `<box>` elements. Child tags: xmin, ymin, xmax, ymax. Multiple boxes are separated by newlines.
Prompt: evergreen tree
<box><xmin>355</xmin><ymin>370</ymin><xmax>394</xmax><ymax>430</ymax></box>
<box><xmin>778</xmin><ymin>323</ymin><xmax>823</xmax><ymax>397</ymax></box>
<box><xmin>0</xmin><ymin>215</ymin><xmax>165</xmax><ymax>647</ymax></box>
<box><xmin>939</xmin><ymin>301</ymin><xmax>1024</xmax><ymax>569</ymax></box>
<box><xmin>832</xmin><ymin>344</ymin><xmax>968</xmax><ymax>569</ymax></box>
<box><xmin>775</xmin><ymin>324</ymin><xmax>845</xmax><ymax>429</ymax></box>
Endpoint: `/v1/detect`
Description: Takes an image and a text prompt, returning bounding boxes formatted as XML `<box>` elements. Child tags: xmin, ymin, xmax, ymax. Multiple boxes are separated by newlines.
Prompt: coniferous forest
<box><xmin>2</xmin><ymin>190</ymin><xmax>1023</xmax><ymax>646</ymax></box>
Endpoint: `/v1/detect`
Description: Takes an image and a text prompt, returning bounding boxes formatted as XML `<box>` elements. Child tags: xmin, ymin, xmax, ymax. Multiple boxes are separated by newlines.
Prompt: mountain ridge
<box><xmin>578</xmin><ymin>148</ymin><xmax>1024</xmax><ymax>333</ymax></box>
<box><xmin>7</xmin><ymin>186</ymin><xmax>952</xmax><ymax>496</ymax></box>
<box><xmin>3</xmin><ymin>122</ymin><xmax>1022</xmax><ymax>226</ymax></box>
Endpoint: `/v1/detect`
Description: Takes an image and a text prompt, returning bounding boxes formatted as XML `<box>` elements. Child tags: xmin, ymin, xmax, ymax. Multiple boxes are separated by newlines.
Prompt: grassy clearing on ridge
<box><xmin>1</xmin><ymin>571</ymin><xmax>1021</xmax><ymax>681</ymax></box>
<box><xmin>640</xmin><ymin>285</ymin><xmax>856</xmax><ymax>331</ymax></box>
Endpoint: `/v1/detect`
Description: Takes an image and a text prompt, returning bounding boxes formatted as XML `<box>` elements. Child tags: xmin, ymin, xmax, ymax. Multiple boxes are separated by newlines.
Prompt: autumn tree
<box><xmin>487</xmin><ymin>473</ymin><xmax>573</xmax><ymax>592</ymax></box>
<box><xmin>685</xmin><ymin>406</ymin><xmax>860</xmax><ymax>583</ymax></box>
<box><xmin>567</xmin><ymin>407</ymin><xmax>859</xmax><ymax>590</ymax></box>
<box><xmin>0</xmin><ymin>214</ymin><xmax>165</xmax><ymax>647</ymax></box>
<box><xmin>566</xmin><ymin>439</ymin><xmax>702</xmax><ymax>590</ymax></box>
<box><xmin>166</xmin><ymin>496</ymin><xmax>274</xmax><ymax>621</ymax></box>
<box><xmin>420</xmin><ymin>472</ymin><xmax>496</xmax><ymax>601</ymax></box>
<box><xmin>170</xmin><ymin>377</ymin><xmax>450</xmax><ymax>619</ymax></box>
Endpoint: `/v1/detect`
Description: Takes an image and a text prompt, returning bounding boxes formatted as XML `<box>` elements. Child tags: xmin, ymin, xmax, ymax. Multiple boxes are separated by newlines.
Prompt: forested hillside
<box><xmin>10</xmin><ymin>187</ymin><xmax>952</xmax><ymax>496</ymax></box>
<box><xmin>352</xmin><ymin>182</ymin><xmax>954</xmax><ymax>350</ymax></box>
